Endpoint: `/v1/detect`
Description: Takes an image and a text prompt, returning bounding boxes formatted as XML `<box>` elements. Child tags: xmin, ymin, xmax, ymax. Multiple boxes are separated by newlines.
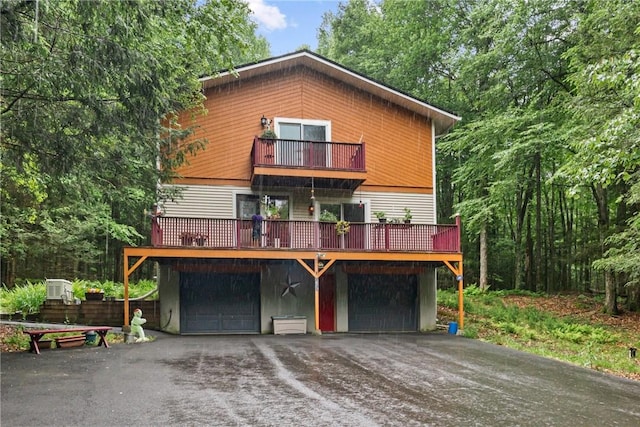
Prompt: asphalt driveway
<box><xmin>1</xmin><ymin>330</ymin><xmax>639</xmax><ymax>426</ymax></box>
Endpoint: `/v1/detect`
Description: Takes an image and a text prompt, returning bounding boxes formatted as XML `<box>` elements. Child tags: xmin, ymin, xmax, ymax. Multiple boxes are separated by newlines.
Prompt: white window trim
<box><xmin>273</xmin><ymin>118</ymin><xmax>332</xmax><ymax>167</ymax></box>
<box><xmin>273</xmin><ymin>117</ymin><xmax>332</xmax><ymax>141</ymax></box>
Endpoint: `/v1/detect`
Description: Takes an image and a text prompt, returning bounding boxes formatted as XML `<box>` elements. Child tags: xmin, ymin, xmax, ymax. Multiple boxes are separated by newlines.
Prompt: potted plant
<box><xmin>260</xmin><ymin>129</ymin><xmax>278</xmax><ymax>139</ymax></box>
<box><xmin>374</xmin><ymin>211</ymin><xmax>387</xmax><ymax>223</ymax></box>
<box><xmin>259</xmin><ymin>129</ymin><xmax>277</xmax><ymax>163</ymax></box>
<box><xmin>403</xmin><ymin>207</ymin><xmax>412</xmax><ymax>224</ymax></box>
<box><xmin>335</xmin><ymin>220</ymin><xmax>350</xmax><ymax>235</ymax></box>
<box><xmin>85</xmin><ymin>288</ymin><xmax>104</xmax><ymax>301</ymax></box>
<box><xmin>195</xmin><ymin>233</ymin><xmax>207</xmax><ymax>246</ymax></box>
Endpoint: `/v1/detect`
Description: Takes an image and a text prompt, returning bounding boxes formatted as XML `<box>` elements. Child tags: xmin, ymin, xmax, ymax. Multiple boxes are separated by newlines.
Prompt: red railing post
<box><xmin>236</xmin><ymin>219</ymin><xmax>241</xmax><ymax>249</ymax></box>
<box><xmin>384</xmin><ymin>223</ymin><xmax>390</xmax><ymax>251</ymax></box>
<box><xmin>151</xmin><ymin>217</ymin><xmax>163</xmax><ymax>246</ymax></box>
<box><xmin>152</xmin><ymin>217</ymin><xmax>462</xmax><ymax>253</ymax></box>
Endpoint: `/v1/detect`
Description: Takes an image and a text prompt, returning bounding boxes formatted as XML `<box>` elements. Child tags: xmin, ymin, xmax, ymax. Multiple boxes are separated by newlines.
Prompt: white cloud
<box><xmin>246</xmin><ymin>0</ymin><xmax>287</xmax><ymax>31</ymax></box>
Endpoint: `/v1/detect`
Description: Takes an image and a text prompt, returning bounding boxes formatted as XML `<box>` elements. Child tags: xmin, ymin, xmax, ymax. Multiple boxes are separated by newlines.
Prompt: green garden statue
<box><xmin>131</xmin><ymin>308</ymin><xmax>149</xmax><ymax>342</ymax></box>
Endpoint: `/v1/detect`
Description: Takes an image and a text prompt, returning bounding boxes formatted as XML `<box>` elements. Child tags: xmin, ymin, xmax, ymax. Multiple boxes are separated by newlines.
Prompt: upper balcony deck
<box><xmin>151</xmin><ymin>217</ymin><xmax>460</xmax><ymax>253</ymax></box>
<box><xmin>251</xmin><ymin>137</ymin><xmax>367</xmax><ymax>190</ymax></box>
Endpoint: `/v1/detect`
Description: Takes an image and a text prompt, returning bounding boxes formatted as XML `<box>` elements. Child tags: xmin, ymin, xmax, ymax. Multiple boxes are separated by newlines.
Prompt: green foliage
<box><xmin>73</xmin><ymin>279</ymin><xmax>157</xmax><ymax>300</ymax></box>
<box><xmin>403</xmin><ymin>208</ymin><xmax>412</xmax><ymax>220</ymax></box>
<box><xmin>549</xmin><ymin>322</ymin><xmax>617</xmax><ymax>345</ymax></box>
<box><xmin>0</xmin><ymin>281</ymin><xmax>46</xmax><ymax>317</ymax></box>
<box><xmin>0</xmin><ymin>0</ymin><xmax>265</xmax><ymax>284</ymax></box>
<box><xmin>319</xmin><ymin>210</ymin><xmax>338</xmax><ymax>222</ymax></box>
<box><xmin>318</xmin><ymin>0</ymin><xmax>640</xmax><ymax>305</ymax></box>
<box><xmin>439</xmin><ymin>288</ymin><xmax>615</xmax><ymax>343</ymax></box>
<box><xmin>3</xmin><ymin>325</ymin><xmax>30</xmax><ymax>348</ymax></box>
<box><xmin>0</xmin><ymin>279</ymin><xmax>158</xmax><ymax>314</ymax></box>
<box><xmin>438</xmin><ymin>288</ymin><xmax>459</xmax><ymax>310</ymax></box>
<box><xmin>438</xmin><ymin>290</ymin><xmax>636</xmax><ymax>375</ymax></box>
<box><xmin>460</xmin><ymin>325</ymin><xmax>479</xmax><ymax>339</ymax></box>
<box><xmin>260</xmin><ymin>129</ymin><xmax>278</xmax><ymax>139</ymax></box>
<box><xmin>373</xmin><ymin>211</ymin><xmax>386</xmax><ymax>220</ymax></box>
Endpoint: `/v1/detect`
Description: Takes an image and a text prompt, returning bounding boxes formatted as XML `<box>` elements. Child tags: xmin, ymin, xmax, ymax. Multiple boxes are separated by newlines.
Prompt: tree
<box><xmin>560</xmin><ymin>0</ymin><xmax>640</xmax><ymax>313</ymax></box>
<box><xmin>0</xmin><ymin>0</ymin><xmax>264</xmax><ymax>284</ymax></box>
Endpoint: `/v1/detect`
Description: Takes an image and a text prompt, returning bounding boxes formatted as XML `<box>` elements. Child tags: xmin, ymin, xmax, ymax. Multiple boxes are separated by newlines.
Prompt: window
<box><xmin>274</xmin><ymin>118</ymin><xmax>331</xmax><ymax>167</ymax></box>
<box><xmin>237</xmin><ymin>195</ymin><xmax>260</xmax><ymax>219</ymax></box>
<box><xmin>276</xmin><ymin>119</ymin><xmax>330</xmax><ymax>141</ymax></box>
<box><xmin>319</xmin><ymin>203</ymin><xmax>364</xmax><ymax>223</ymax></box>
<box><xmin>237</xmin><ymin>194</ymin><xmax>289</xmax><ymax>220</ymax></box>
<box><xmin>263</xmin><ymin>195</ymin><xmax>289</xmax><ymax>220</ymax></box>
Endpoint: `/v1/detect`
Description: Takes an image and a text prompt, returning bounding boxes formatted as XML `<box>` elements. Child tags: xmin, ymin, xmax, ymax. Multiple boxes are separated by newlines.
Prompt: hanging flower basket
<box><xmin>335</xmin><ymin>220</ymin><xmax>350</xmax><ymax>235</ymax></box>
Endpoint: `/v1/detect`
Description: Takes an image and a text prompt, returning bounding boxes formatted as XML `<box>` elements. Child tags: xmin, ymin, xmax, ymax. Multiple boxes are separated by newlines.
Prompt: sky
<box><xmin>246</xmin><ymin>0</ymin><xmax>342</xmax><ymax>56</ymax></box>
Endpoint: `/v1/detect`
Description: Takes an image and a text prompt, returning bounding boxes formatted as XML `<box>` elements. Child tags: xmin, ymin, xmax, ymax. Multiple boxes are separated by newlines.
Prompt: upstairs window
<box><xmin>274</xmin><ymin>118</ymin><xmax>332</xmax><ymax>167</ymax></box>
<box><xmin>275</xmin><ymin>118</ymin><xmax>331</xmax><ymax>141</ymax></box>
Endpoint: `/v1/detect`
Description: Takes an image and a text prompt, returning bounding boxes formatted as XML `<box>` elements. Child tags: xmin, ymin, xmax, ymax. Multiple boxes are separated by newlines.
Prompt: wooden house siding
<box><xmin>366</xmin><ymin>192</ymin><xmax>436</xmax><ymax>224</ymax></box>
<box><xmin>162</xmin><ymin>185</ymin><xmax>239</xmax><ymax>218</ymax></box>
<box><xmin>173</xmin><ymin>66</ymin><xmax>433</xmax><ymax>193</ymax></box>
<box><xmin>161</xmin><ymin>185</ymin><xmax>435</xmax><ymax>224</ymax></box>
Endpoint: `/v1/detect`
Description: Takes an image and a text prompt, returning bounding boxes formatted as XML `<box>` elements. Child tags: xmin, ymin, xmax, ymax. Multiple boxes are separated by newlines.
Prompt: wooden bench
<box><xmin>23</xmin><ymin>326</ymin><xmax>112</xmax><ymax>355</ymax></box>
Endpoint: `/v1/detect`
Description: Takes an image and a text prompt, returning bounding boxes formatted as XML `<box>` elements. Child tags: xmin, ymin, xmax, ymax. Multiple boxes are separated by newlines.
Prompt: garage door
<box><xmin>180</xmin><ymin>272</ymin><xmax>260</xmax><ymax>334</ymax></box>
<box><xmin>348</xmin><ymin>274</ymin><xmax>417</xmax><ymax>332</ymax></box>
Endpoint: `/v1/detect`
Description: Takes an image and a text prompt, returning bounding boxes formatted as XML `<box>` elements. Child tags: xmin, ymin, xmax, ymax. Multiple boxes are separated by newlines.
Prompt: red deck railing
<box><xmin>252</xmin><ymin>137</ymin><xmax>365</xmax><ymax>171</ymax></box>
<box><xmin>152</xmin><ymin>218</ymin><xmax>460</xmax><ymax>253</ymax></box>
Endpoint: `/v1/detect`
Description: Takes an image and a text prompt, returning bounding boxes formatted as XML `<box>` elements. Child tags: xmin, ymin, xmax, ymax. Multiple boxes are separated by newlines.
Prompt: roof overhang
<box><xmin>200</xmin><ymin>51</ymin><xmax>461</xmax><ymax>134</ymax></box>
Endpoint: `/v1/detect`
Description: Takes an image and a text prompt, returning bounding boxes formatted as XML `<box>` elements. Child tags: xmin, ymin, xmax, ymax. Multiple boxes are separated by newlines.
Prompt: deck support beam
<box><xmin>122</xmin><ymin>246</ymin><xmax>463</xmax><ymax>332</ymax></box>
<box><xmin>443</xmin><ymin>260</ymin><xmax>464</xmax><ymax>330</ymax></box>
<box><xmin>296</xmin><ymin>256</ymin><xmax>336</xmax><ymax>333</ymax></box>
<box><xmin>123</xmin><ymin>248</ymin><xmax>148</xmax><ymax>327</ymax></box>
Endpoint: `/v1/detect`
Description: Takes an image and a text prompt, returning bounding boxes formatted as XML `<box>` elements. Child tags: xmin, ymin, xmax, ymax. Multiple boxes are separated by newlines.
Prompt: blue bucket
<box><xmin>84</xmin><ymin>331</ymin><xmax>97</xmax><ymax>344</ymax></box>
<box><xmin>448</xmin><ymin>322</ymin><xmax>458</xmax><ymax>335</ymax></box>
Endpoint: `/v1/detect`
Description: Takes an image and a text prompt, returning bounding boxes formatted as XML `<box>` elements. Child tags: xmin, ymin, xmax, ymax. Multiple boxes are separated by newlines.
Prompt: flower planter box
<box><xmin>85</xmin><ymin>292</ymin><xmax>104</xmax><ymax>301</ymax></box>
<box><xmin>38</xmin><ymin>339</ymin><xmax>53</xmax><ymax>350</ymax></box>
<box><xmin>55</xmin><ymin>335</ymin><xmax>86</xmax><ymax>348</ymax></box>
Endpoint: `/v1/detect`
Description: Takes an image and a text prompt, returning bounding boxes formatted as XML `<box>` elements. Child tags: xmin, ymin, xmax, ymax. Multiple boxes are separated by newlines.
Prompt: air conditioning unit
<box><xmin>46</xmin><ymin>279</ymin><xmax>73</xmax><ymax>300</ymax></box>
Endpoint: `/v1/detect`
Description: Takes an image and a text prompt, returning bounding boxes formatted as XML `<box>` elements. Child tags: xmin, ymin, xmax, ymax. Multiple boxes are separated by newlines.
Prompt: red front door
<box><xmin>319</xmin><ymin>274</ymin><xmax>335</xmax><ymax>332</ymax></box>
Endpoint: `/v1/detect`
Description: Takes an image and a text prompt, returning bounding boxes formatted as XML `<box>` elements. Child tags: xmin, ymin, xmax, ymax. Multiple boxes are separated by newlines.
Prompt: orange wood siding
<box><xmin>173</xmin><ymin>66</ymin><xmax>433</xmax><ymax>191</ymax></box>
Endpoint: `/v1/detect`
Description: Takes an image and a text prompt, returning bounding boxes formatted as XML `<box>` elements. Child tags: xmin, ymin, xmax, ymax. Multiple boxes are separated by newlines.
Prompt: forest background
<box><xmin>2</xmin><ymin>0</ymin><xmax>639</xmax><ymax>315</ymax></box>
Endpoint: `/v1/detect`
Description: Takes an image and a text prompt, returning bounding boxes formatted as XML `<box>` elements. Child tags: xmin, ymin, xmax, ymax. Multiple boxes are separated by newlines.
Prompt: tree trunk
<box><xmin>592</xmin><ymin>183</ymin><xmax>618</xmax><ymax>315</ymax></box>
<box><xmin>604</xmin><ymin>270</ymin><xmax>618</xmax><ymax>314</ymax></box>
<box><xmin>514</xmin><ymin>165</ymin><xmax>535</xmax><ymax>290</ymax></box>
<box><xmin>628</xmin><ymin>284</ymin><xmax>640</xmax><ymax>312</ymax></box>
<box><xmin>479</xmin><ymin>224</ymin><xmax>488</xmax><ymax>290</ymax></box>
<box><xmin>525</xmin><ymin>212</ymin><xmax>534</xmax><ymax>290</ymax></box>
<box><xmin>535</xmin><ymin>152</ymin><xmax>542</xmax><ymax>292</ymax></box>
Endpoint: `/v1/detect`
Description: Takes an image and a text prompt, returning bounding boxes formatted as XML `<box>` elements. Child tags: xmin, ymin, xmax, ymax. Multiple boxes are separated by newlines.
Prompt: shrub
<box><xmin>0</xmin><ymin>281</ymin><xmax>46</xmax><ymax>317</ymax></box>
<box><xmin>0</xmin><ymin>279</ymin><xmax>158</xmax><ymax>315</ymax></box>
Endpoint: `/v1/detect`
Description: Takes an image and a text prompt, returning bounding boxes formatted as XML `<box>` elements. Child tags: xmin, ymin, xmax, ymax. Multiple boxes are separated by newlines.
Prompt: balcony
<box><xmin>251</xmin><ymin>137</ymin><xmax>367</xmax><ymax>190</ymax></box>
<box><xmin>151</xmin><ymin>218</ymin><xmax>460</xmax><ymax>253</ymax></box>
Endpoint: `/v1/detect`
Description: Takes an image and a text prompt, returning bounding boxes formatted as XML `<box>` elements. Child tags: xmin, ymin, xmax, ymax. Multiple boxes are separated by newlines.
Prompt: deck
<box><xmin>151</xmin><ymin>217</ymin><xmax>460</xmax><ymax>253</ymax></box>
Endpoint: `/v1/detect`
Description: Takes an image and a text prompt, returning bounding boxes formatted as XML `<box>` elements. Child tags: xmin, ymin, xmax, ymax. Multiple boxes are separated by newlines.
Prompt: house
<box><xmin>122</xmin><ymin>50</ymin><xmax>463</xmax><ymax>335</ymax></box>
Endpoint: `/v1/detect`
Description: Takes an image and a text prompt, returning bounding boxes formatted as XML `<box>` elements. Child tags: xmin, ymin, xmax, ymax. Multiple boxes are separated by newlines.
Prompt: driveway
<box><xmin>1</xmin><ymin>331</ymin><xmax>639</xmax><ymax>426</ymax></box>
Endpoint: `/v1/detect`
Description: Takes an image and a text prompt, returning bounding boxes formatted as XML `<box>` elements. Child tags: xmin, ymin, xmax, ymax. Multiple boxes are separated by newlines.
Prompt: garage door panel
<box><xmin>183</xmin><ymin>315</ymin><xmax>221</xmax><ymax>333</ymax></box>
<box><xmin>348</xmin><ymin>274</ymin><xmax>417</xmax><ymax>332</ymax></box>
<box><xmin>222</xmin><ymin>316</ymin><xmax>258</xmax><ymax>331</ymax></box>
<box><xmin>181</xmin><ymin>272</ymin><xmax>260</xmax><ymax>334</ymax></box>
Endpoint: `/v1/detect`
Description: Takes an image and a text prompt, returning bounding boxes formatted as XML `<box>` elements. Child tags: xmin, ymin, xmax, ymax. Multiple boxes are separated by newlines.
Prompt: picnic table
<box><xmin>23</xmin><ymin>326</ymin><xmax>112</xmax><ymax>355</ymax></box>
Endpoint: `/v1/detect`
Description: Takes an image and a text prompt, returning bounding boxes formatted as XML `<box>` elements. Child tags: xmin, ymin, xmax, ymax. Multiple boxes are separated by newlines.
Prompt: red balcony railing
<box><xmin>151</xmin><ymin>218</ymin><xmax>460</xmax><ymax>253</ymax></box>
<box><xmin>252</xmin><ymin>137</ymin><xmax>365</xmax><ymax>171</ymax></box>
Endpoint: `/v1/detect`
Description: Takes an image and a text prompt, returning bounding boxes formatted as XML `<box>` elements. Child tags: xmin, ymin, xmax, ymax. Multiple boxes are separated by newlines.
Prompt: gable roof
<box><xmin>200</xmin><ymin>50</ymin><xmax>461</xmax><ymax>134</ymax></box>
